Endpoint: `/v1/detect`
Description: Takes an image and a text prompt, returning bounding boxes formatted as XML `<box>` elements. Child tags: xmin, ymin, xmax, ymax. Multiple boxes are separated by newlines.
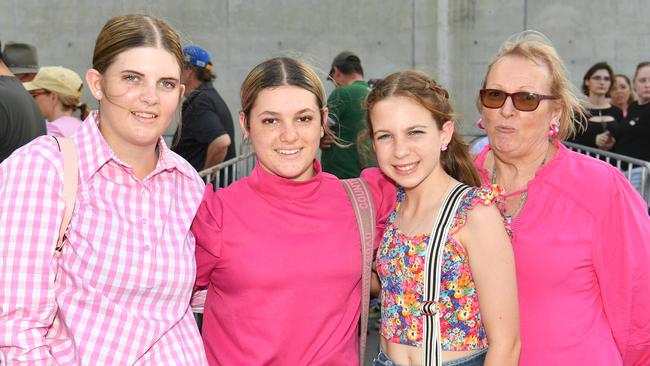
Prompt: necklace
<box><xmin>396</xmin><ymin>177</ymin><xmax>451</xmax><ymax>237</ymax></box>
<box><xmin>490</xmin><ymin>153</ymin><xmax>547</xmax><ymax>222</ymax></box>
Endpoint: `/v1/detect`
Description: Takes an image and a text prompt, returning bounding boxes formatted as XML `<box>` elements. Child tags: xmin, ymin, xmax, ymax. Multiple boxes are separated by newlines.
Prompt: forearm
<box><xmin>484</xmin><ymin>338</ymin><xmax>521</xmax><ymax>366</ymax></box>
<box><xmin>203</xmin><ymin>134</ymin><xmax>231</xmax><ymax>170</ymax></box>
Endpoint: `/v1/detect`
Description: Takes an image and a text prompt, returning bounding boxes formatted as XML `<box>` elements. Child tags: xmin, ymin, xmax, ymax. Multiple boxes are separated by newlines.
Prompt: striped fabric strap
<box><xmin>341</xmin><ymin>178</ymin><xmax>376</xmax><ymax>366</ymax></box>
<box><xmin>53</xmin><ymin>136</ymin><xmax>79</xmax><ymax>253</ymax></box>
<box><xmin>422</xmin><ymin>183</ymin><xmax>470</xmax><ymax>366</ymax></box>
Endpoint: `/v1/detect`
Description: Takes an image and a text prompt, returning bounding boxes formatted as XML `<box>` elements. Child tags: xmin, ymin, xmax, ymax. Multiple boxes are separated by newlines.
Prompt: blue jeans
<box><xmin>370</xmin><ymin>348</ymin><xmax>487</xmax><ymax>366</ymax></box>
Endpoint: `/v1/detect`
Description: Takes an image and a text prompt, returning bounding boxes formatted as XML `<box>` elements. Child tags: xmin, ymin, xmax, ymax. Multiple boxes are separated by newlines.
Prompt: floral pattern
<box><xmin>376</xmin><ymin>185</ymin><xmax>507</xmax><ymax>350</ymax></box>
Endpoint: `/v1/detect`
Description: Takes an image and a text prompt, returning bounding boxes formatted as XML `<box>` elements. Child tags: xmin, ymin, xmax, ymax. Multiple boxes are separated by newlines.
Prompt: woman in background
<box><xmin>611</xmin><ymin>74</ymin><xmax>635</xmax><ymax>118</ymax></box>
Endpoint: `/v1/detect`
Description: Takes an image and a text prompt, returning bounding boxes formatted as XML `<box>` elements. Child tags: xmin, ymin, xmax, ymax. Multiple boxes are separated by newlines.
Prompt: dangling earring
<box><xmin>548</xmin><ymin>121</ymin><xmax>560</xmax><ymax>139</ymax></box>
<box><xmin>476</xmin><ymin>118</ymin><xmax>485</xmax><ymax>130</ymax></box>
<box><xmin>441</xmin><ymin>143</ymin><xmax>448</xmax><ymax>151</ymax></box>
<box><xmin>320</xmin><ymin>126</ymin><xmax>325</xmax><ymax>138</ymax></box>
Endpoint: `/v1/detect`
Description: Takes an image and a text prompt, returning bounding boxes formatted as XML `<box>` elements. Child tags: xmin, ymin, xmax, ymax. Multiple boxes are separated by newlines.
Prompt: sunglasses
<box><xmin>479</xmin><ymin>89</ymin><xmax>558</xmax><ymax>112</ymax></box>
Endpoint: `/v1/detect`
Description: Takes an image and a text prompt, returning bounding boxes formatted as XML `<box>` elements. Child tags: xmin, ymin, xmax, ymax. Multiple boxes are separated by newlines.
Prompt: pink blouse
<box><xmin>474</xmin><ymin>142</ymin><xmax>650</xmax><ymax>366</ymax></box>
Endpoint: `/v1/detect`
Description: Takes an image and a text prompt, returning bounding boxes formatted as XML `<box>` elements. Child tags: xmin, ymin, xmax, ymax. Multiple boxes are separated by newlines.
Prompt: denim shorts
<box><xmin>370</xmin><ymin>347</ymin><xmax>487</xmax><ymax>366</ymax></box>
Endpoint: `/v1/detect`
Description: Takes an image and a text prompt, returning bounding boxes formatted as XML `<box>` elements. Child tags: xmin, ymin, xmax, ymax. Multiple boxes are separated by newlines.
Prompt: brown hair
<box><xmin>366</xmin><ymin>70</ymin><xmax>481</xmax><ymax>187</ymax></box>
<box><xmin>633</xmin><ymin>62</ymin><xmax>650</xmax><ymax>80</ymax></box>
<box><xmin>240</xmin><ymin>57</ymin><xmax>338</xmax><ymax>144</ymax></box>
<box><xmin>480</xmin><ymin>31</ymin><xmax>585</xmax><ymax>140</ymax></box>
<box><xmin>615</xmin><ymin>74</ymin><xmax>636</xmax><ymax>106</ymax></box>
<box><xmin>582</xmin><ymin>61</ymin><xmax>615</xmax><ymax>96</ymax></box>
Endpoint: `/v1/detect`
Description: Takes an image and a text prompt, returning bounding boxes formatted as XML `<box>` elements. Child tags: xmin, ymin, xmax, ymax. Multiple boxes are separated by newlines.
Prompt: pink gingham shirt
<box><xmin>0</xmin><ymin>112</ymin><xmax>208</xmax><ymax>365</ymax></box>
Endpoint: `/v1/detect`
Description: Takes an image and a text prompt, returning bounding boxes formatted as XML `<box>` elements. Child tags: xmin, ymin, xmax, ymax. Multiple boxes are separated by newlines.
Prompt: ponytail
<box><xmin>442</xmin><ymin>133</ymin><xmax>481</xmax><ymax>187</ymax></box>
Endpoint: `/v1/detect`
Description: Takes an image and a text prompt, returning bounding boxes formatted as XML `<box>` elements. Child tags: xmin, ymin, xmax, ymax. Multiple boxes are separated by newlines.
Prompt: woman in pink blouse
<box><xmin>0</xmin><ymin>15</ymin><xmax>208</xmax><ymax>365</ymax></box>
<box><xmin>366</xmin><ymin>70</ymin><xmax>520</xmax><ymax>366</ymax></box>
<box><xmin>474</xmin><ymin>31</ymin><xmax>650</xmax><ymax>366</ymax></box>
<box><xmin>191</xmin><ymin>57</ymin><xmax>395</xmax><ymax>365</ymax></box>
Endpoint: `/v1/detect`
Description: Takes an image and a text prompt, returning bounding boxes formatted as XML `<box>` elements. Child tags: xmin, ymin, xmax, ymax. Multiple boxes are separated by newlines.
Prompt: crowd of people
<box><xmin>1</xmin><ymin>13</ymin><xmax>649</xmax><ymax>366</ymax></box>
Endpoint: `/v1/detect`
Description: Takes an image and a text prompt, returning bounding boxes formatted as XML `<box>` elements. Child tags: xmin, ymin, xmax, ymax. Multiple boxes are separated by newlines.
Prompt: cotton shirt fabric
<box><xmin>474</xmin><ymin>141</ymin><xmax>650</xmax><ymax>366</ymax></box>
<box><xmin>47</xmin><ymin>115</ymin><xmax>83</xmax><ymax>137</ymax></box>
<box><xmin>192</xmin><ymin>163</ymin><xmax>395</xmax><ymax>365</ymax></box>
<box><xmin>0</xmin><ymin>112</ymin><xmax>208</xmax><ymax>365</ymax></box>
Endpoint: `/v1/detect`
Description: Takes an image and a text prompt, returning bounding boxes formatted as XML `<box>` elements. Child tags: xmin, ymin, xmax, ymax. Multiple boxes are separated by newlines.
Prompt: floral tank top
<box><xmin>376</xmin><ymin>185</ymin><xmax>507</xmax><ymax>350</ymax></box>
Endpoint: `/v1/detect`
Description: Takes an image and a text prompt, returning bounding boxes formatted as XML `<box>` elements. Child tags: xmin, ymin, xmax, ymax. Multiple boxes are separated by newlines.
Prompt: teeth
<box><xmin>133</xmin><ymin>111</ymin><xmax>156</xmax><ymax>118</ymax></box>
<box><xmin>395</xmin><ymin>163</ymin><xmax>417</xmax><ymax>171</ymax></box>
<box><xmin>277</xmin><ymin>149</ymin><xmax>300</xmax><ymax>155</ymax></box>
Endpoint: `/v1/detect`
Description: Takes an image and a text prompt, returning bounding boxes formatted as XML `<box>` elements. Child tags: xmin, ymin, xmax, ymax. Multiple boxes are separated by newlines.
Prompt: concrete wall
<box><xmin>2</xmin><ymin>0</ymin><xmax>648</xmax><ymax>144</ymax></box>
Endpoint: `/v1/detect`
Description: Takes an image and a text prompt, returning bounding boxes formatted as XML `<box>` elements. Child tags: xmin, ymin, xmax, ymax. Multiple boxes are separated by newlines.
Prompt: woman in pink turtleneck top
<box><xmin>191</xmin><ymin>57</ymin><xmax>395</xmax><ymax>365</ymax></box>
<box><xmin>474</xmin><ymin>32</ymin><xmax>650</xmax><ymax>366</ymax></box>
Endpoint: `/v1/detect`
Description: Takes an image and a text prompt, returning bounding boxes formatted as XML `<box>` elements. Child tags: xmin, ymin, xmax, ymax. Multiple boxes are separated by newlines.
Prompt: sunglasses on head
<box><xmin>479</xmin><ymin>89</ymin><xmax>558</xmax><ymax>112</ymax></box>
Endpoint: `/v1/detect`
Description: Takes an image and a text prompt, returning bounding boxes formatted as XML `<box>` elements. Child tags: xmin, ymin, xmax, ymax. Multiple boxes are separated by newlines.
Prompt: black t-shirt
<box><xmin>570</xmin><ymin>106</ymin><xmax>622</xmax><ymax>148</ymax></box>
<box><xmin>614</xmin><ymin>101</ymin><xmax>650</xmax><ymax>162</ymax></box>
<box><xmin>172</xmin><ymin>82</ymin><xmax>236</xmax><ymax>171</ymax></box>
<box><xmin>0</xmin><ymin>75</ymin><xmax>45</xmax><ymax>163</ymax></box>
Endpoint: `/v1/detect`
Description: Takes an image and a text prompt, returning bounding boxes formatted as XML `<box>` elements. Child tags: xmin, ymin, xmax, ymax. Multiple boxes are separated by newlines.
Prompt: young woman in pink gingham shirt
<box><xmin>0</xmin><ymin>15</ymin><xmax>208</xmax><ymax>365</ymax></box>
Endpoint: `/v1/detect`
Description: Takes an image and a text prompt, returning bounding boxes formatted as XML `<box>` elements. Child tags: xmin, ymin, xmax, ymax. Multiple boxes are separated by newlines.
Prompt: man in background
<box><xmin>0</xmin><ymin>41</ymin><xmax>45</xmax><ymax>163</ymax></box>
<box><xmin>173</xmin><ymin>45</ymin><xmax>235</xmax><ymax>185</ymax></box>
<box><xmin>321</xmin><ymin>51</ymin><xmax>372</xmax><ymax>178</ymax></box>
<box><xmin>2</xmin><ymin>42</ymin><xmax>39</xmax><ymax>82</ymax></box>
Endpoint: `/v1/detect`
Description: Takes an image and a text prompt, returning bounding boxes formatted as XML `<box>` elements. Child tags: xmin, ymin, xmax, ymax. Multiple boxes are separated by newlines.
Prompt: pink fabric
<box><xmin>47</xmin><ymin>115</ymin><xmax>83</xmax><ymax>137</ymax></box>
<box><xmin>0</xmin><ymin>112</ymin><xmax>208</xmax><ymax>365</ymax></box>
<box><xmin>475</xmin><ymin>142</ymin><xmax>650</xmax><ymax>366</ymax></box>
<box><xmin>192</xmin><ymin>165</ymin><xmax>395</xmax><ymax>366</ymax></box>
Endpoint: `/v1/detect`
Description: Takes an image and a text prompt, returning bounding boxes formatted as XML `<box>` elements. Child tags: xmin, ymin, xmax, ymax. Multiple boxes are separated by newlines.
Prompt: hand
<box><xmin>595</xmin><ymin>131</ymin><xmax>615</xmax><ymax>151</ymax></box>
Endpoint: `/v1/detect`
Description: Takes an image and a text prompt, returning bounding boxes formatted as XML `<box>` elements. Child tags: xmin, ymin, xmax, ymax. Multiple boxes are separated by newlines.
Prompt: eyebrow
<box><xmin>121</xmin><ymin>69</ymin><xmax>180</xmax><ymax>82</ymax></box>
<box><xmin>256</xmin><ymin>108</ymin><xmax>316</xmax><ymax>117</ymax></box>
<box><xmin>373</xmin><ymin>124</ymin><xmax>430</xmax><ymax>135</ymax></box>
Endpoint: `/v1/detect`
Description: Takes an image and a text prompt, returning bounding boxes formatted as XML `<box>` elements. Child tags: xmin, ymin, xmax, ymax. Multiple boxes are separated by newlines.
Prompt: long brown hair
<box><xmin>366</xmin><ymin>70</ymin><xmax>481</xmax><ymax>187</ymax></box>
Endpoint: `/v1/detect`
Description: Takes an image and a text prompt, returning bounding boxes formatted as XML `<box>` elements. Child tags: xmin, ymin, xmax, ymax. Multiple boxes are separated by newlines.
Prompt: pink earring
<box><xmin>548</xmin><ymin>122</ymin><xmax>560</xmax><ymax>139</ymax></box>
<box><xmin>441</xmin><ymin>143</ymin><xmax>448</xmax><ymax>151</ymax></box>
<box><xmin>476</xmin><ymin>118</ymin><xmax>485</xmax><ymax>130</ymax></box>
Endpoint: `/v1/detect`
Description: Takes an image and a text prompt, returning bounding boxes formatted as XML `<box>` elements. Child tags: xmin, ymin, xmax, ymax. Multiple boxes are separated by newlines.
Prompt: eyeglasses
<box><xmin>29</xmin><ymin>90</ymin><xmax>50</xmax><ymax>99</ymax></box>
<box><xmin>590</xmin><ymin>75</ymin><xmax>611</xmax><ymax>82</ymax></box>
<box><xmin>479</xmin><ymin>89</ymin><xmax>558</xmax><ymax>112</ymax></box>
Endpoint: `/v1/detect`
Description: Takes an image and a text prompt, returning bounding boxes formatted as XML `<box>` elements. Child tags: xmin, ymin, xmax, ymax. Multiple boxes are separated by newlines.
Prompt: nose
<box><xmin>393</xmin><ymin>136</ymin><xmax>410</xmax><ymax>159</ymax></box>
<box><xmin>140</xmin><ymin>82</ymin><xmax>160</xmax><ymax>105</ymax></box>
<box><xmin>499</xmin><ymin>94</ymin><xmax>517</xmax><ymax>117</ymax></box>
<box><xmin>279</xmin><ymin>121</ymin><xmax>299</xmax><ymax>143</ymax></box>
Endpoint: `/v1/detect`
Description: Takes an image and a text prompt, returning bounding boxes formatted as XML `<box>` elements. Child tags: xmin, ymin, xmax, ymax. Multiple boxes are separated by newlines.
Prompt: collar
<box><xmin>75</xmin><ymin>111</ymin><xmax>195</xmax><ymax>183</ymax></box>
<box><xmin>247</xmin><ymin>160</ymin><xmax>324</xmax><ymax>200</ymax></box>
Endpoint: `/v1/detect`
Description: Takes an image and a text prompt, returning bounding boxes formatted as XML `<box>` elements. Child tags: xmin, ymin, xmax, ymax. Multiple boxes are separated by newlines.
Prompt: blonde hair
<box><xmin>366</xmin><ymin>70</ymin><xmax>481</xmax><ymax>187</ymax></box>
<box><xmin>240</xmin><ymin>57</ymin><xmax>338</xmax><ymax>144</ymax></box>
<box><xmin>480</xmin><ymin>31</ymin><xmax>585</xmax><ymax>140</ymax></box>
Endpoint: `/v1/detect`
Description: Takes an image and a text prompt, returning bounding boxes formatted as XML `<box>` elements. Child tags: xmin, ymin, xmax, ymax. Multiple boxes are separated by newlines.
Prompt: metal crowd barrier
<box><xmin>563</xmin><ymin>141</ymin><xmax>650</xmax><ymax>205</ymax></box>
<box><xmin>198</xmin><ymin>150</ymin><xmax>257</xmax><ymax>187</ymax></box>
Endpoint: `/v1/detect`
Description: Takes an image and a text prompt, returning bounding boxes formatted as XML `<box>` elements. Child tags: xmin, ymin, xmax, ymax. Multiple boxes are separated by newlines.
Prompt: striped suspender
<box><xmin>341</xmin><ymin>178</ymin><xmax>376</xmax><ymax>366</ymax></box>
<box><xmin>422</xmin><ymin>183</ymin><xmax>470</xmax><ymax>366</ymax></box>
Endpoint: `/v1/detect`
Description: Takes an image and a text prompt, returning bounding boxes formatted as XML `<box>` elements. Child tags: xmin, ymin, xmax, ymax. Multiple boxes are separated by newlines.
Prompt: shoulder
<box><xmin>1</xmin><ymin>135</ymin><xmax>64</xmax><ymax>188</ymax></box>
<box><xmin>167</xmin><ymin>149</ymin><xmax>205</xmax><ymax>187</ymax></box>
<box><xmin>360</xmin><ymin>167</ymin><xmax>398</xmax><ymax>208</ymax></box>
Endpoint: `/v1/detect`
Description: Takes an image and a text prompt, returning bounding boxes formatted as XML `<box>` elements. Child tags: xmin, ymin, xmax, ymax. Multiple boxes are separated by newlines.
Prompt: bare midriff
<box><xmin>380</xmin><ymin>337</ymin><xmax>483</xmax><ymax>365</ymax></box>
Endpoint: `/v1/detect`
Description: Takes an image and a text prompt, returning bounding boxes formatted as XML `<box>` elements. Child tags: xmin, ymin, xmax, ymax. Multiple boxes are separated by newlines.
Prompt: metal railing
<box><xmin>198</xmin><ymin>151</ymin><xmax>257</xmax><ymax>187</ymax></box>
<box><xmin>563</xmin><ymin>141</ymin><xmax>650</xmax><ymax>204</ymax></box>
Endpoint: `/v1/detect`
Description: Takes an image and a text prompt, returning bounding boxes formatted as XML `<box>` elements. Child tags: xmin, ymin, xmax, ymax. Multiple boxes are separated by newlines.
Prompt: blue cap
<box><xmin>183</xmin><ymin>45</ymin><xmax>212</xmax><ymax>69</ymax></box>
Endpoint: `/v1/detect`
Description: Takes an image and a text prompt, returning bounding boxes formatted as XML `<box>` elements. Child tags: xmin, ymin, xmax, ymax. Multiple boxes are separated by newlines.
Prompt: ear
<box><xmin>86</xmin><ymin>69</ymin><xmax>103</xmax><ymax>101</ymax></box>
<box><xmin>321</xmin><ymin>106</ymin><xmax>329</xmax><ymax>126</ymax></box>
<box><xmin>440</xmin><ymin>120</ymin><xmax>455</xmax><ymax>145</ymax></box>
<box><xmin>179</xmin><ymin>84</ymin><xmax>186</xmax><ymax>100</ymax></box>
<box><xmin>550</xmin><ymin>101</ymin><xmax>563</xmax><ymax>125</ymax></box>
<box><xmin>238</xmin><ymin>111</ymin><xmax>249</xmax><ymax>139</ymax></box>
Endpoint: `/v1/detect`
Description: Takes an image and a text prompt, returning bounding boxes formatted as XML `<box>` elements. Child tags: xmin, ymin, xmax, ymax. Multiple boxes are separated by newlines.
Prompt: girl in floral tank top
<box><xmin>365</xmin><ymin>70</ymin><xmax>520</xmax><ymax>366</ymax></box>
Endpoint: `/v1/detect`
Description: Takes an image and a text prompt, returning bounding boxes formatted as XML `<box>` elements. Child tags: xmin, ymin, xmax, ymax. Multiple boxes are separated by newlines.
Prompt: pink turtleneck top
<box><xmin>474</xmin><ymin>142</ymin><xmax>650</xmax><ymax>366</ymax></box>
<box><xmin>192</xmin><ymin>162</ymin><xmax>395</xmax><ymax>366</ymax></box>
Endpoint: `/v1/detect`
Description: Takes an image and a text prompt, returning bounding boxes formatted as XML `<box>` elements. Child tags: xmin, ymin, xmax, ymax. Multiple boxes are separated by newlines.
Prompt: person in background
<box><xmin>613</xmin><ymin>62</ymin><xmax>650</xmax><ymax>163</ymax></box>
<box><xmin>2</xmin><ymin>42</ymin><xmax>39</xmax><ymax>82</ymax></box>
<box><xmin>569</xmin><ymin>62</ymin><xmax>622</xmax><ymax>150</ymax></box>
<box><xmin>192</xmin><ymin>57</ymin><xmax>395</xmax><ymax>365</ymax></box>
<box><xmin>0</xmin><ymin>40</ymin><xmax>45</xmax><ymax>163</ymax></box>
<box><xmin>611</xmin><ymin>74</ymin><xmax>635</xmax><ymax>118</ymax></box>
<box><xmin>23</xmin><ymin>66</ymin><xmax>89</xmax><ymax>137</ymax></box>
<box><xmin>367</xmin><ymin>70</ymin><xmax>519</xmax><ymax>366</ymax></box>
<box><xmin>0</xmin><ymin>14</ymin><xmax>208</xmax><ymax>365</ymax></box>
<box><xmin>321</xmin><ymin>50</ymin><xmax>373</xmax><ymax>178</ymax></box>
<box><xmin>173</xmin><ymin>45</ymin><xmax>235</xmax><ymax>180</ymax></box>
<box><xmin>474</xmin><ymin>31</ymin><xmax>650</xmax><ymax>366</ymax></box>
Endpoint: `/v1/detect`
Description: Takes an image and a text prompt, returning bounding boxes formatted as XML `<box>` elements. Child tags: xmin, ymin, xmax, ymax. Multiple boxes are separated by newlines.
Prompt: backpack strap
<box><xmin>341</xmin><ymin>178</ymin><xmax>376</xmax><ymax>366</ymax></box>
<box><xmin>53</xmin><ymin>136</ymin><xmax>79</xmax><ymax>253</ymax></box>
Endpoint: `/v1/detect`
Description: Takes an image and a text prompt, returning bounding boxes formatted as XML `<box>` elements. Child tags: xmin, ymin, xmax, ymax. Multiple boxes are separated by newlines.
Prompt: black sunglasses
<box><xmin>479</xmin><ymin>89</ymin><xmax>558</xmax><ymax>112</ymax></box>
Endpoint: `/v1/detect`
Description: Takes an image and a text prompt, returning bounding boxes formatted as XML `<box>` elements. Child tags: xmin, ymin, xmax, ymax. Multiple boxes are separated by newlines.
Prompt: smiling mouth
<box><xmin>394</xmin><ymin>162</ymin><xmax>419</xmax><ymax>174</ymax></box>
<box><xmin>276</xmin><ymin>148</ymin><xmax>301</xmax><ymax>156</ymax></box>
<box><xmin>131</xmin><ymin>111</ymin><xmax>158</xmax><ymax>120</ymax></box>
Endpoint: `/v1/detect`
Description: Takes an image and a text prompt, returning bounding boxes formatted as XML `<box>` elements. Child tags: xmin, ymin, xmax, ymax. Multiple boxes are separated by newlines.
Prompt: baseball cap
<box><xmin>183</xmin><ymin>45</ymin><xmax>212</xmax><ymax>70</ymax></box>
<box><xmin>2</xmin><ymin>42</ymin><xmax>39</xmax><ymax>74</ymax></box>
<box><xmin>23</xmin><ymin>66</ymin><xmax>83</xmax><ymax>98</ymax></box>
<box><xmin>329</xmin><ymin>51</ymin><xmax>361</xmax><ymax>76</ymax></box>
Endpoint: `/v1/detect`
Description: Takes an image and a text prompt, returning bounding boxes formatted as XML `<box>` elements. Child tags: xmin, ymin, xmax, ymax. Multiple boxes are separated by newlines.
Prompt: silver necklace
<box><xmin>490</xmin><ymin>154</ymin><xmax>547</xmax><ymax>222</ymax></box>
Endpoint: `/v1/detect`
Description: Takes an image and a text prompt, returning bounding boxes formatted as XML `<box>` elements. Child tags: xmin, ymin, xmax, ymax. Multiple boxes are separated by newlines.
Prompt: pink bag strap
<box><xmin>53</xmin><ymin>136</ymin><xmax>79</xmax><ymax>253</ymax></box>
<box><xmin>341</xmin><ymin>178</ymin><xmax>376</xmax><ymax>366</ymax></box>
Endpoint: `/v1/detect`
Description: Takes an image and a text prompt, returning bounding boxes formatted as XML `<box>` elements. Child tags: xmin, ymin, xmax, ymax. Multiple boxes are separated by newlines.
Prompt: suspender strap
<box><xmin>341</xmin><ymin>178</ymin><xmax>376</xmax><ymax>366</ymax></box>
<box><xmin>422</xmin><ymin>183</ymin><xmax>471</xmax><ymax>366</ymax></box>
<box><xmin>53</xmin><ymin>136</ymin><xmax>79</xmax><ymax>253</ymax></box>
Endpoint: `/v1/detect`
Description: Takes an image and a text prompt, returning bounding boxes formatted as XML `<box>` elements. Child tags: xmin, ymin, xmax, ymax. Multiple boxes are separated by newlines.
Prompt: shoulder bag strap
<box><xmin>53</xmin><ymin>136</ymin><xmax>79</xmax><ymax>253</ymax></box>
<box><xmin>341</xmin><ymin>177</ymin><xmax>376</xmax><ymax>366</ymax></box>
<box><xmin>422</xmin><ymin>183</ymin><xmax>471</xmax><ymax>366</ymax></box>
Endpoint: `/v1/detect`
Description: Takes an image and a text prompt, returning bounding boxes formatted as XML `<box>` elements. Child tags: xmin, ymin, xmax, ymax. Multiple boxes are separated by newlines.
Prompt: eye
<box><xmin>297</xmin><ymin>115</ymin><xmax>313</xmax><ymax>123</ymax></box>
<box><xmin>522</xmin><ymin>93</ymin><xmax>538</xmax><ymax>101</ymax></box>
<box><xmin>408</xmin><ymin>129</ymin><xmax>425</xmax><ymax>136</ymax></box>
<box><xmin>123</xmin><ymin>74</ymin><xmax>140</xmax><ymax>82</ymax></box>
<box><xmin>262</xmin><ymin>118</ymin><xmax>277</xmax><ymax>125</ymax></box>
<box><xmin>160</xmin><ymin>80</ymin><xmax>177</xmax><ymax>89</ymax></box>
<box><xmin>375</xmin><ymin>133</ymin><xmax>391</xmax><ymax>141</ymax></box>
<box><xmin>487</xmin><ymin>90</ymin><xmax>503</xmax><ymax>98</ymax></box>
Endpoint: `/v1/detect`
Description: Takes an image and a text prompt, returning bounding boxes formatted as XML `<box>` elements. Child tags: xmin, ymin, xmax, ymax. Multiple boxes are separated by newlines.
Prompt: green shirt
<box><xmin>321</xmin><ymin>80</ymin><xmax>373</xmax><ymax>178</ymax></box>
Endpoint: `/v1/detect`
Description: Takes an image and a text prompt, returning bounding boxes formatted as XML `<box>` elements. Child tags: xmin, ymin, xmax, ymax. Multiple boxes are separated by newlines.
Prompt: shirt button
<box><xmin>141</xmin><ymin>189</ymin><xmax>147</xmax><ymax>196</ymax></box>
<box><xmin>144</xmin><ymin>244</ymin><xmax>151</xmax><ymax>251</ymax></box>
<box><xmin>142</xmin><ymin>218</ymin><xmax>148</xmax><ymax>224</ymax></box>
